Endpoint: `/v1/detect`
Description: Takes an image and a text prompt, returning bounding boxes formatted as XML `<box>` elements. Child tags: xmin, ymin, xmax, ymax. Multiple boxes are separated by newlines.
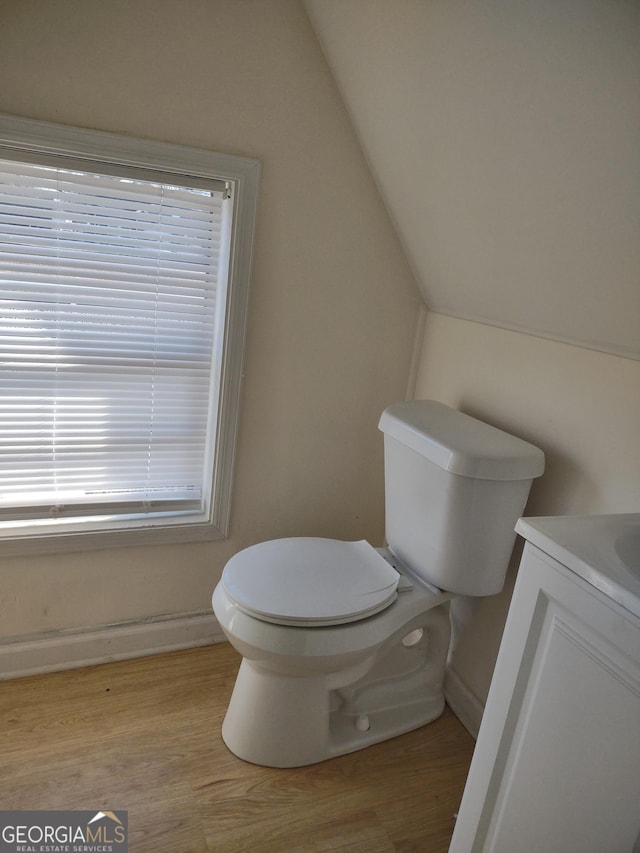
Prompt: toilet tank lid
<box><xmin>379</xmin><ymin>400</ymin><xmax>545</xmax><ymax>481</ymax></box>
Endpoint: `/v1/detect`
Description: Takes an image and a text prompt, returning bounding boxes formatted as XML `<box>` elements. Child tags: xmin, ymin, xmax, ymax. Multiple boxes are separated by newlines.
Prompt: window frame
<box><xmin>0</xmin><ymin>114</ymin><xmax>260</xmax><ymax>556</ymax></box>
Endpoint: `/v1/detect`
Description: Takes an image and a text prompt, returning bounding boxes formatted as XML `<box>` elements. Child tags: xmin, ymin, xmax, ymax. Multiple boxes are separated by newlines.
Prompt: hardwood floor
<box><xmin>0</xmin><ymin>643</ymin><xmax>475</xmax><ymax>852</ymax></box>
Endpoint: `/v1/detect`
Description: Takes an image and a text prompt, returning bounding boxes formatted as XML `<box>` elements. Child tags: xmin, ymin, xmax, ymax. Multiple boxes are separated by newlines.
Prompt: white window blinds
<box><xmin>0</xmin><ymin>157</ymin><xmax>230</xmax><ymax>521</ymax></box>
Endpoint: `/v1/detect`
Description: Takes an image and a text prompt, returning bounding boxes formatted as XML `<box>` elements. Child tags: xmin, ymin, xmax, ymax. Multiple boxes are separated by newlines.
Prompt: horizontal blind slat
<box><xmin>0</xmin><ymin>156</ymin><xmax>224</xmax><ymax>514</ymax></box>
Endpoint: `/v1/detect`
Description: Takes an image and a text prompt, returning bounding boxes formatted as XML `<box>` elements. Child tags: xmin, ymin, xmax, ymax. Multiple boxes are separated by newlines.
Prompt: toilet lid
<box><xmin>221</xmin><ymin>538</ymin><xmax>399</xmax><ymax>627</ymax></box>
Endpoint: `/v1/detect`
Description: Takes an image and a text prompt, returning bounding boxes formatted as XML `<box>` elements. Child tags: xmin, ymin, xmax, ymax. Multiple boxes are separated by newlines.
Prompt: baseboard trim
<box><xmin>444</xmin><ymin>665</ymin><xmax>484</xmax><ymax>740</ymax></box>
<box><xmin>0</xmin><ymin>612</ymin><xmax>226</xmax><ymax>680</ymax></box>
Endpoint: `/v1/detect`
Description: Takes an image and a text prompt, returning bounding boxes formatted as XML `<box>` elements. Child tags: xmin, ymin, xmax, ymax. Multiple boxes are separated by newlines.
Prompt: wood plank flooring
<box><xmin>0</xmin><ymin>642</ymin><xmax>475</xmax><ymax>852</ymax></box>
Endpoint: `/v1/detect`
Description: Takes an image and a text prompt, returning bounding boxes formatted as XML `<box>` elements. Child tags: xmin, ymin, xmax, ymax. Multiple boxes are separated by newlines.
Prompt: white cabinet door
<box><xmin>449</xmin><ymin>544</ymin><xmax>640</xmax><ymax>853</ymax></box>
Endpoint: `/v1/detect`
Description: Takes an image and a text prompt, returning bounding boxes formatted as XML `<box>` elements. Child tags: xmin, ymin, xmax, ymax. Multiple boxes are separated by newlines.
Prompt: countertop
<box><xmin>515</xmin><ymin>514</ymin><xmax>640</xmax><ymax>620</ymax></box>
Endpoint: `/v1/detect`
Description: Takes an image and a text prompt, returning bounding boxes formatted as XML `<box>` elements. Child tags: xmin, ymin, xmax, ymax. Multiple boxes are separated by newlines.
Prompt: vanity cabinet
<box><xmin>449</xmin><ymin>516</ymin><xmax>640</xmax><ymax>853</ymax></box>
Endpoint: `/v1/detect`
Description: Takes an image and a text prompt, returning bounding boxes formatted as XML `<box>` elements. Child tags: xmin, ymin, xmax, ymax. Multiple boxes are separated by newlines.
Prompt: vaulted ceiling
<box><xmin>304</xmin><ymin>0</ymin><xmax>640</xmax><ymax>360</ymax></box>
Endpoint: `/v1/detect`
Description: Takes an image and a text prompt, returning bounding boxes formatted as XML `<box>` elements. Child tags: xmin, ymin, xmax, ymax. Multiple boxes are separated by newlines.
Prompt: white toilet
<box><xmin>212</xmin><ymin>400</ymin><xmax>544</xmax><ymax>767</ymax></box>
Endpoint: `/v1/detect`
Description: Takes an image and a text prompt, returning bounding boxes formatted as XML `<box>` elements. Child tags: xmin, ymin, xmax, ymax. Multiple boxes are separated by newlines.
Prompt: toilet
<box><xmin>212</xmin><ymin>400</ymin><xmax>544</xmax><ymax>767</ymax></box>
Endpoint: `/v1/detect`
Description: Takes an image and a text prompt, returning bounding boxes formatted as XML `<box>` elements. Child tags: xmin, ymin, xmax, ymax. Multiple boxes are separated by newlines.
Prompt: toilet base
<box><xmin>221</xmin><ymin>605</ymin><xmax>451</xmax><ymax>767</ymax></box>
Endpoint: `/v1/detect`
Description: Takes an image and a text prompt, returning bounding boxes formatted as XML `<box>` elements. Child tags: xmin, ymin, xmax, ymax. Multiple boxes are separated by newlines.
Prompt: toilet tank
<box><xmin>378</xmin><ymin>401</ymin><xmax>545</xmax><ymax>596</ymax></box>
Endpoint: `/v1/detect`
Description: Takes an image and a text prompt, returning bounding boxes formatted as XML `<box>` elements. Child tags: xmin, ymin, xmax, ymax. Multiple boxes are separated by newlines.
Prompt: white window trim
<box><xmin>0</xmin><ymin>114</ymin><xmax>260</xmax><ymax>556</ymax></box>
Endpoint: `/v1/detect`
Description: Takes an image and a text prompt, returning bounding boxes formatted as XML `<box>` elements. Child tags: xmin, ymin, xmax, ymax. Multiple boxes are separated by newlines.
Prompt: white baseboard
<box><xmin>444</xmin><ymin>665</ymin><xmax>485</xmax><ymax>740</ymax></box>
<box><xmin>0</xmin><ymin>612</ymin><xmax>226</xmax><ymax>681</ymax></box>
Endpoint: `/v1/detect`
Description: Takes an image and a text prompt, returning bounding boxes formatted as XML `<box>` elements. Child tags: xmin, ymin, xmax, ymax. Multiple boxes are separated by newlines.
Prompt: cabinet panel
<box><xmin>487</xmin><ymin>596</ymin><xmax>640</xmax><ymax>851</ymax></box>
<box><xmin>450</xmin><ymin>543</ymin><xmax>640</xmax><ymax>853</ymax></box>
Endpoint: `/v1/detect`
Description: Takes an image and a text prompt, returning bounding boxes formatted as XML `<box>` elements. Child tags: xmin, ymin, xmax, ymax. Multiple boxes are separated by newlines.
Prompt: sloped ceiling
<box><xmin>304</xmin><ymin>0</ymin><xmax>640</xmax><ymax>360</ymax></box>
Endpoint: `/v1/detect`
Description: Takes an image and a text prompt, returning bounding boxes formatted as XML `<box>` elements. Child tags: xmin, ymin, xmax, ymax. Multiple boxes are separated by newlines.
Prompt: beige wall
<box><xmin>304</xmin><ymin>0</ymin><xmax>640</xmax><ymax>716</ymax></box>
<box><xmin>415</xmin><ymin>312</ymin><xmax>640</xmax><ymax>704</ymax></box>
<box><xmin>0</xmin><ymin>0</ymin><xmax>420</xmax><ymax>640</ymax></box>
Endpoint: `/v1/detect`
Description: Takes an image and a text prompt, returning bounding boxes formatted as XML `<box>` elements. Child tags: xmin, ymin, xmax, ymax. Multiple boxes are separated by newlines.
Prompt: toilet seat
<box><xmin>221</xmin><ymin>538</ymin><xmax>400</xmax><ymax>627</ymax></box>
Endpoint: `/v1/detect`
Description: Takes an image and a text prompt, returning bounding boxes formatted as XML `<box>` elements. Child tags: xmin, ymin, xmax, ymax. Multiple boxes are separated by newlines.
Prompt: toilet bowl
<box><xmin>213</xmin><ymin>541</ymin><xmax>453</xmax><ymax>767</ymax></box>
<box><xmin>212</xmin><ymin>401</ymin><xmax>545</xmax><ymax>767</ymax></box>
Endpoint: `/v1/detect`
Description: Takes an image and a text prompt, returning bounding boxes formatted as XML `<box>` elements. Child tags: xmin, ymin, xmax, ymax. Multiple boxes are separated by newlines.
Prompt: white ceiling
<box><xmin>304</xmin><ymin>0</ymin><xmax>640</xmax><ymax>360</ymax></box>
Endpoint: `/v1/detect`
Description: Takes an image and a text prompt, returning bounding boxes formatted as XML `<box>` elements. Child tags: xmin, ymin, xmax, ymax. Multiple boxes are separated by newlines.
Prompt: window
<box><xmin>0</xmin><ymin>115</ymin><xmax>259</xmax><ymax>554</ymax></box>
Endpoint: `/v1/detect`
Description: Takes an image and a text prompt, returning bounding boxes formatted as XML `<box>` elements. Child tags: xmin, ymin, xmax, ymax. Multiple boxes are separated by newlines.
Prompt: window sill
<box><xmin>0</xmin><ymin>515</ymin><xmax>225</xmax><ymax>557</ymax></box>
